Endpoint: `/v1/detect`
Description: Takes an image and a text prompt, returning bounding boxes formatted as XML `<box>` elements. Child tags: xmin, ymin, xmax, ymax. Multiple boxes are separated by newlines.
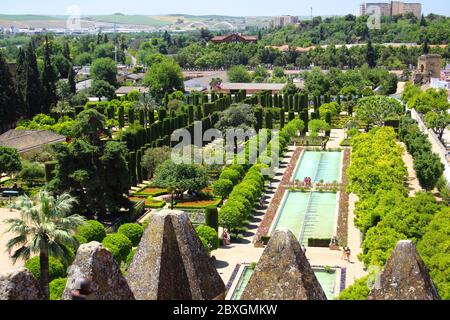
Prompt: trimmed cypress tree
<box><xmin>128</xmin><ymin>108</ymin><xmax>135</xmax><ymax>124</ymax></box>
<box><xmin>205</xmin><ymin>206</ymin><xmax>219</xmax><ymax>232</ymax></box>
<box><xmin>279</xmin><ymin>108</ymin><xmax>285</xmax><ymax>129</ymax></box>
<box><xmin>288</xmin><ymin>111</ymin><xmax>295</xmax><ymax>121</ymax></box>
<box><xmin>118</xmin><ymin>105</ymin><xmax>125</xmax><ymax>128</ymax></box>
<box><xmin>148</xmin><ymin>109</ymin><xmax>155</xmax><ymax>124</ymax></box>
<box><xmin>255</xmin><ymin>107</ymin><xmax>263</xmax><ymax>131</ymax></box>
<box><xmin>129</xmin><ymin>152</ymin><xmax>137</xmax><ymax>186</ymax></box>
<box><xmin>139</xmin><ymin>109</ymin><xmax>145</xmax><ymax>126</ymax></box>
<box><xmin>264</xmin><ymin>110</ymin><xmax>273</xmax><ymax>129</ymax></box>
<box><xmin>136</xmin><ymin>150</ymin><xmax>143</xmax><ymax>183</ymax></box>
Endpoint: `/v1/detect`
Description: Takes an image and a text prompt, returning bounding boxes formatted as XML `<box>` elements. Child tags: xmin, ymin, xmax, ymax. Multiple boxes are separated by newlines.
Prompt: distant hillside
<box><xmin>0</xmin><ymin>14</ymin><xmax>63</xmax><ymax>21</ymax></box>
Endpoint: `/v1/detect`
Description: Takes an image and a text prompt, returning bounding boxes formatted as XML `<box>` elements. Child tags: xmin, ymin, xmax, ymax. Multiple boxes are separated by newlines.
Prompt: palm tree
<box><xmin>3</xmin><ymin>191</ymin><xmax>85</xmax><ymax>299</ymax></box>
<box><xmin>134</xmin><ymin>95</ymin><xmax>157</xmax><ymax>129</ymax></box>
<box><xmin>51</xmin><ymin>100</ymin><xmax>74</xmax><ymax>121</ymax></box>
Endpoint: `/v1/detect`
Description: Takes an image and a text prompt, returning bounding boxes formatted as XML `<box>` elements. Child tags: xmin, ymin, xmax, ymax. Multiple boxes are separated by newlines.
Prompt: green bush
<box><xmin>118</xmin><ymin>223</ymin><xmax>144</xmax><ymax>247</ymax></box>
<box><xmin>102</xmin><ymin>233</ymin><xmax>133</xmax><ymax>264</ymax></box>
<box><xmin>337</xmin><ymin>276</ymin><xmax>370</xmax><ymax>300</ymax></box>
<box><xmin>49</xmin><ymin>278</ymin><xmax>67</xmax><ymax>300</ymax></box>
<box><xmin>212</xmin><ymin>179</ymin><xmax>234</xmax><ymax>198</ymax></box>
<box><xmin>219</xmin><ymin>168</ymin><xmax>241</xmax><ymax>185</ymax></box>
<box><xmin>196</xmin><ymin>225</ymin><xmax>219</xmax><ymax>251</ymax></box>
<box><xmin>125</xmin><ymin>248</ymin><xmax>137</xmax><ymax>270</ymax></box>
<box><xmin>25</xmin><ymin>256</ymin><xmax>66</xmax><ymax>282</ymax></box>
<box><xmin>228</xmin><ymin>164</ymin><xmax>245</xmax><ymax>177</ymax></box>
<box><xmin>76</xmin><ymin>220</ymin><xmax>107</xmax><ymax>243</ymax></box>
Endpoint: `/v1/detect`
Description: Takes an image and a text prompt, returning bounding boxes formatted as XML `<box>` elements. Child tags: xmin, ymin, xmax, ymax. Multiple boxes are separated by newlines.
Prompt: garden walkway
<box><xmin>397</xmin><ymin>142</ymin><xmax>422</xmax><ymax>196</ymax></box>
<box><xmin>0</xmin><ymin>208</ymin><xmax>23</xmax><ymax>273</ymax></box>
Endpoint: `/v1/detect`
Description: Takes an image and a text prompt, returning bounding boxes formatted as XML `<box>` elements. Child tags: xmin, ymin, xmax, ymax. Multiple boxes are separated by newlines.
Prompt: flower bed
<box><xmin>254</xmin><ymin>147</ymin><xmax>303</xmax><ymax>246</ymax></box>
<box><xmin>129</xmin><ymin>196</ymin><xmax>166</xmax><ymax>209</ymax></box>
<box><xmin>173</xmin><ymin>197</ymin><xmax>222</xmax><ymax>210</ymax></box>
<box><xmin>133</xmin><ymin>187</ymin><xmax>168</xmax><ymax>197</ymax></box>
<box><xmin>336</xmin><ymin>148</ymin><xmax>350</xmax><ymax>245</ymax></box>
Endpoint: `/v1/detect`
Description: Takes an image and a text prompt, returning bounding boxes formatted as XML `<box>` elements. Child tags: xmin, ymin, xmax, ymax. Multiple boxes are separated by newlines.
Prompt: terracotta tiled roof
<box><xmin>0</xmin><ymin>129</ymin><xmax>66</xmax><ymax>153</ymax></box>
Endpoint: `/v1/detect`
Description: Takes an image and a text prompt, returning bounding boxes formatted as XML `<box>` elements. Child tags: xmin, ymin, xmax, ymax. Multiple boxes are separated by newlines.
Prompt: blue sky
<box><xmin>1</xmin><ymin>0</ymin><xmax>448</xmax><ymax>16</ymax></box>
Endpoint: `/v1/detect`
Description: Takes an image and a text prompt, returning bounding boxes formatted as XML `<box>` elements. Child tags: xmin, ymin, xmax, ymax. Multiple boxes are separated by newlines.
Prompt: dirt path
<box><xmin>0</xmin><ymin>208</ymin><xmax>23</xmax><ymax>273</ymax></box>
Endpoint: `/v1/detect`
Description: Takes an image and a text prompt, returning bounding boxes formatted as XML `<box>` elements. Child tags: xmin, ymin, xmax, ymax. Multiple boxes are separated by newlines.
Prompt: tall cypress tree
<box><xmin>0</xmin><ymin>53</ymin><xmax>19</xmax><ymax>131</ymax></box>
<box><xmin>366</xmin><ymin>39</ymin><xmax>376</xmax><ymax>68</ymax></box>
<box><xmin>63</xmin><ymin>41</ymin><xmax>71</xmax><ymax>62</ymax></box>
<box><xmin>41</xmin><ymin>36</ymin><xmax>57</xmax><ymax>114</ymax></box>
<box><xmin>68</xmin><ymin>64</ymin><xmax>76</xmax><ymax>94</ymax></box>
<box><xmin>15</xmin><ymin>48</ymin><xmax>26</xmax><ymax>109</ymax></box>
<box><xmin>23</xmin><ymin>42</ymin><xmax>43</xmax><ymax>117</ymax></box>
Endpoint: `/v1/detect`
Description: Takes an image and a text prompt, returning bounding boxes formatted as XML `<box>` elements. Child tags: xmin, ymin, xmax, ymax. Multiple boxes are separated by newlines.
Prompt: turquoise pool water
<box><xmin>271</xmin><ymin>192</ymin><xmax>337</xmax><ymax>244</ymax></box>
<box><xmin>293</xmin><ymin>151</ymin><xmax>342</xmax><ymax>183</ymax></box>
<box><xmin>231</xmin><ymin>267</ymin><xmax>337</xmax><ymax>300</ymax></box>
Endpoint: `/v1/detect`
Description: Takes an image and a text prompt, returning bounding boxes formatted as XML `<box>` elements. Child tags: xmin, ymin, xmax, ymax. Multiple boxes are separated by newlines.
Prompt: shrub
<box><xmin>25</xmin><ymin>256</ymin><xmax>66</xmax><ymax>282</ymax></box>
<box><xmin>196</xmin><ymin>225</ymin><xmax>219</xmax><ymax>251</ymax></box>
<box><xmin>76</xmin><ymin>220</ymin><xmax>107</xmax><ymax>243</ymax></box>
<box><xmin>219</xmin><ymin>168</ymin><xmax>241</xmax><ymax>185</ymax></box>
<box><xmin>228</xmin><ymin>164</ymin><xmax>245</xmax><ymax>177</ymax></box>
<box><xmin>337</xmin><ymin>276</ymin><xmax>370</xmax><ymax>300</ymax></box>
<box><xmin>212</xmin><ymin>179</ymin><xmax>234</xmax><ymax>198</ymax></box>
<box><xmin>49</xmin><ymin>278</ymin><xmax>67</xmax><ymax>300</ymax></box>
<box><xmin>102</xmin><ymin>233</ymin><xmax>133</xmax><ymax>264</ymax></box>
<box><xmin>205</xmin><ymin>206</ymin><xmax>219</xmax><ymax>232</ymax></box>
<box><xmin>125</xmin><ymin>248</ymin><xmax>137</xmax><ymax>270</ymax></box>
<box><xmin>118</xmin><ymin>223</ymin><xmax>144</xmax><ymax>247</ymax></box>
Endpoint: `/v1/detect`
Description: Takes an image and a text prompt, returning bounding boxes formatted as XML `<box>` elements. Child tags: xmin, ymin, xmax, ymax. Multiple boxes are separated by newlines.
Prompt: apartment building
<box><xmin>360</xmin><ymin>1</ymin><xmax>422</xmax><ymax>19</ymax></box>
<box><xmin>272</xmin><ymin>15</ymin><xmax>299</xmax><ymax>28</ymax></box>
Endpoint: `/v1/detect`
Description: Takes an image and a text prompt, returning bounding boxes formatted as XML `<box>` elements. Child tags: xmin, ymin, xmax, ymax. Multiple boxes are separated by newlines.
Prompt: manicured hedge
<box><xmin>76</xmin><ymin>220</ymin><xmax>107</xmax><ymax>243</ymax></box>
<box><xmin>49</xmin><ymin>278</ymin><xmax>67</xmax><ymax>300</ymax></box>
<box><xmin>118</xmin><ymin>223</ymin><xmax>144</xmax><ymax>247</ymax></box>
<box><xmin>212</xmin><ymin>179</ymin><xmax>234</xmax><ymax>198</ymax></box>
<box><xmin>102</xmin><ymin>233</ymin><xmax>133</xmax><ymax>264</ymax></box>
<box><xmin>196</xmin><ymin>225</ymin><xmax>219</xmax><ymax>251</ymax></box>
<box><xmin>25</xmin><ymin>256</ymin><xmax>66</xmax><ymax>282</ymax></box>
<box><xmin>205</xmin><ymin>206</ymin><xmax>219</xmax><ymax>232</ymax></box>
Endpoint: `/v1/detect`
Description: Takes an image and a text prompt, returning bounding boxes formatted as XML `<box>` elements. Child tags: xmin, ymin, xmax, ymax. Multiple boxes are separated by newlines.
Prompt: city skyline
<box><xmin>0</xmin><ymin>0</ymin><xmax>449</xmax><ymax>17</ymax></box>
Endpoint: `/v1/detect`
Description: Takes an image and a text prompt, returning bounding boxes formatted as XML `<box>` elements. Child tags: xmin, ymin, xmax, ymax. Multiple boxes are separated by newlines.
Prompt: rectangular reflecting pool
<box><xmin>293</xmin><ymin>151</ymin><xmax>342</xmax><ymax>183</ymax></box>
<box><xmin>270</xmin><ymin>192</ymin><xmax>337</xmax><ymax>244</ymax></box>
<box><xmin>230</xmin><ymin>266</ymin><xmax>339</xmax><ymax>300</ymax></box>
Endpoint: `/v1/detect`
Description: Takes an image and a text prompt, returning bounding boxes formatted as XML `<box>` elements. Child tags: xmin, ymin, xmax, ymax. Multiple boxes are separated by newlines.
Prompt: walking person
<box><xmin>346</xmin><ymin>247</ymin><xmax>351</xmax><ymax>263</ymax></box>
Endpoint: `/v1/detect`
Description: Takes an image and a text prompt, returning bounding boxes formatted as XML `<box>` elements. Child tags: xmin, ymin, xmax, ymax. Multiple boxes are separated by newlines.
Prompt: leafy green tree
<box><xmin>141</xmin><ymin>146</ymin><xmax>171</xmax><ymax>179</ymax></box>
<box><xmin>91</xmin><ymin>58</ymin><xmax>117</xmax><ymax>86</ymax></box>
<box><xmin>143</xmin><ymin>58</ymin><xmax>184</xmax><ymax>99</ymax></box>
<box><xmin>51</xmin><ymin>100</ymin><xmax>74</xmax><ymax>120</ymax></box>
<box><xmin>227</xmin><ymin>65</ymin><xmax>252</xmax><ymax>83</ymax></box>
<box><xmin>356</xmin><ymin>96</ymin><xmax>404</xmax><ymax>129</ymax></box>
<box><xmin>308</xmin><ymin>119</ymin><xmax>330</xmax><ymax>137</ymax></box>
<box><xmin>19</xmin><ymin>161</ymin><xmax>45</xmax><ymax>186</ymax></box>
<box><xmin>215</xmin><ymin>104</ymin><xmax>257</xmax><ymax>131</ymax></box>
<box><xmin>0</xmin><ymin>146</ymin><xmax>22</xmax><ymax>177</ymax></box>
<box><xmin>72</xmin><ymin>109</ymin><xmax>108</xmax><ymax>144</ymax></box>
<box><xmin>89</xmin><ymin>80</ymin><xmax>116</xmax><ymax>100</ymax></box>
<box><xmin>337</xmin><ymin>276</ymin><xmax>370</xmax><ymax>300</ymax></box>
<box><xmin>153</xmin><ymin>160</ymin><xmax>208</xmax><ymax>209</ymax></box>
<box><xmin>424</xmin><ymin>111</ymin><xmax>450</xmax><ymax>142</ymax></box>
<box><xmin>414</xmin><ymin>152</ymin><xmax>445</xmax><ymax>191</ymax></box>
<box><xmin>4</xmin><ymin>191</ymin><xmax>85</xmax><ymax>299</ymax></box>
<box><xmin>366</xmin><ymin>39</ymin><xmax>376</xmax><ymax>68</ymax></box>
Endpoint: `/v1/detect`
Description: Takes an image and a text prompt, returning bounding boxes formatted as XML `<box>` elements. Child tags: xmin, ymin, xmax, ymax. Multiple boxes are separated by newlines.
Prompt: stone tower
<box><xmin>126</xmin><ymin>209</ymin><xmax>226</xmax><ymax>300</ymax></box>
<box><xmin>241</xmin><ymin>229</ymin><xmax>327</xmax><ymax>300</ymax></box>
<box><xmin>413</xmin><ymin>54</ymin><xmax>442</xmax><ymax>84</ymax></box>
<box><xmin>368</xmin><ymin>240</ymin><xmax>441</xmax><ymax>300</ymax></box>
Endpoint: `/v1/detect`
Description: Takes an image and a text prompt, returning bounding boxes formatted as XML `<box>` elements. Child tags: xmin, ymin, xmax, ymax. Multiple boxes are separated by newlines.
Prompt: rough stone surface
<box><xmin>62</xmin><ymin>242</ymin><xmax>135</xmax><ymax>300</ymax></box>
<box><xmin>126</xmin><ymin>209</ymin><xmax>225</xmax><ymax>300</ymax></box>
<box><xmin>0</xmin><ymin>268</ymin><xmax>45</xmax><ymax>300</ymax></box>
<box><xmin>241</xmin><ymin>229</ymin><xmax>327</xmax><ymax>300</ymax></box>
<box><xmin>369</xmin><ymin>240</ymin><xmax>441</xmax><ymax>300</ymax></box>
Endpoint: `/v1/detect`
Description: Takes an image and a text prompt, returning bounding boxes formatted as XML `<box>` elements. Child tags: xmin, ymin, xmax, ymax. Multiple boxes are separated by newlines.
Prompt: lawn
<box><xmin>133</xmin><ymin>187</ymin><xmax>168</xmax><ymax>197</ymax></box>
